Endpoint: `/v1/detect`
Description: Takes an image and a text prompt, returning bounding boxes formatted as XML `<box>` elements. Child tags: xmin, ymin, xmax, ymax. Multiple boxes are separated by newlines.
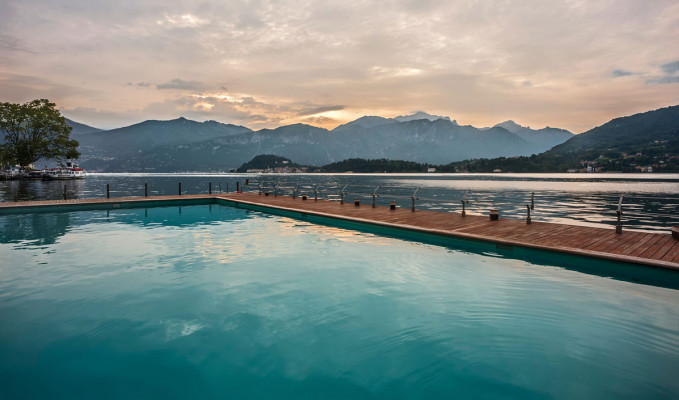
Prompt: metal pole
<box><xmin>63</xmin><ymin>185</ymin><xmax>67</xmax><ymax>200</ymax></box>
<box><xmin>314</xmin><ymin>185</ymin><xmax>320</xmax><ymax>201</ymax></box>
<box><xmin>226</xmin><ymin>183</ymin><xmax>229</xmax><ymax>193</ymax></box>
<box><xmin>178</xmin><ymin>182</ymin><xmax>182</xmax><ymax>196</ymax></box>
<box><xmin>145</xmin><ymin>183</ymin><xmax>148</xmax><ymax>197</ymax></box>
<box><xmin>106</xmin><ymin>183</ymin><xmax>110</xmax><ymax>199</ymax></box>
<box><xmin>461</xmin><ymin>189</ymin><xmax>469</xmax><ymax>217</ymax></box>
<box><xmin>616</xmin><ymin>195</ymin><xmax>623</xmax><ymax>234</ymax></box>
<box><xmin>526</xmin><ymin>204</ymin><xmax>532</xmax><ymax>224</ymax></box>
<box><xmin>530</xmin><ymin>192</ymin><xmax>535</xmax><ymax>210</ymax></box>
<box><xmin>209</xmin><ymin>182</ymin><xmax>212</xmax><ymax>195</ymax></box>
<box><xmin>372</xmin><ymin>185</ymin><xmax>380</xmax><ymax>208</ymax></box>
<box><xmin>340</xmin><ymin>184</ymin><xmax>348</xmax><ymax>205</ymax></box>
<box><xmin>411</xmin><ymin>187</ymin><xmax>420</xmax><ymax>212</ymax></box>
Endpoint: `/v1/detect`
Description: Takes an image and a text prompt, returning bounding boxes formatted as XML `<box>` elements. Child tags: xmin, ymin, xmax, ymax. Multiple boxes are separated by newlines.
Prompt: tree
<box><xmin>0</xmin><ymin>99</ymin><xmax>79</xmax><ymax>169</ymax></box>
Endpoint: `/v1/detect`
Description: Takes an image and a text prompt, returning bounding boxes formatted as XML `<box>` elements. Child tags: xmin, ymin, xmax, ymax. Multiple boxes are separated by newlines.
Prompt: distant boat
<box><xmin>44</xmin><ymin>159</ymin><xmax>86</xmax><ymax>180</ymax></box>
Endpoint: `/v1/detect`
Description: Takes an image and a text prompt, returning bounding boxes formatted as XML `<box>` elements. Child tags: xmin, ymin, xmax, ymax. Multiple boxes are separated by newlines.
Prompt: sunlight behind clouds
<box><xmin>0</xmin><ymin>0</ymin><xmax>677</xmax><ymax>131</ymax></box>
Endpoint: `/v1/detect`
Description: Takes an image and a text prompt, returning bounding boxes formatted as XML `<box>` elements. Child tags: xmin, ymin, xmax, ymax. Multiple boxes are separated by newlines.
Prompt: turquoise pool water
<box><xmin>0</xmin><ymin>205</ymin><xmax>677</xmax><ymax>398</ymax></box>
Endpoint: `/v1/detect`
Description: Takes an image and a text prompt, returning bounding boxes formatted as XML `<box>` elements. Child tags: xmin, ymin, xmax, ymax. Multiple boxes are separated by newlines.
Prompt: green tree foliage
<box><xmin>321</xmin><ymin>158</ymin><xmax>429</xmax><ymax>172</ymax></box>
<box><xmin>236</xmin><ymin>154</ymin><xmax>303</xmax><ymax>172</ymax></box>
<box><xmin>0</xmin><ymin>99</ymin><xmax>79</xmax><ymax>169</ymax></box>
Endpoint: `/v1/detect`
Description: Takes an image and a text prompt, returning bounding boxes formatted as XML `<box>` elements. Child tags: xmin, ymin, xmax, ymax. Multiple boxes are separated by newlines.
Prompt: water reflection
<box><xmin>0</xmin><ymin>179</ymin><xmax>85</xmax><ymax>202</ymax></box>
<box><xmin>0</xmin><ymin>212</ymin><xmax>72</xmax><ymax>247</ymax></box>
<box><xmin>0</xmin><ymin>205</ymin><xmax>261</xmax><ymax>249</ymax></box>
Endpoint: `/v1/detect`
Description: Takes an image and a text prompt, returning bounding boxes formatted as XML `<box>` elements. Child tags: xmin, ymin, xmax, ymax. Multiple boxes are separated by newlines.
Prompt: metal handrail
<box><xmin>242</xmin><ymin>180</ymin><xmax>677</xmax><ymax>232</ymax></box>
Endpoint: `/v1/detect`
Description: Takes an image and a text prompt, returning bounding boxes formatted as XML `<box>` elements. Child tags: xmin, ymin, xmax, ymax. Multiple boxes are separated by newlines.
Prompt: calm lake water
<box><xmin>2</xmin><ymin>173</ymin><xmax>678</xmax><ymax>232</ymax></box>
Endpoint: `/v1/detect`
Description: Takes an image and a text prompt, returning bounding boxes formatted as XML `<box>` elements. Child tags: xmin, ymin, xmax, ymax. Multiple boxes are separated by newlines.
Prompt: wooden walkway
<box><xmin>1</xmin><ymin>192</ymin><xmax>678</xmax><ymax>270</ymax></box>
<box><xmin>217</xmin><ymin>192</ymin><xmax>679</xmax><ymax>271</ymax></box>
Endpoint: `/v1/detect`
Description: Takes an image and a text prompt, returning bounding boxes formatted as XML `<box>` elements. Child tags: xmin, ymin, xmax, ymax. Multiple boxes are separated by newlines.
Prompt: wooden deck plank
<box><xmin>618</xmin><ymin>233</ymin><xmax>660</xmax><ymax>257</ymax></box>
<box><xmin>598</xmin><ymin>231</ymin><xmax>646</xmax><ymax>254</ymax></box>
<box><xmin>628</xmin><ymin>235</ymin><xmax>666</xmax><ymax>258</ymax></box>
<box><xmin>642</xmin><ymin>236</ymin><xmax>676</xmax><ymax>260</ymax></box>
<box><xmin>606</xmin><ymin>231</ymin><xmax>646</xmax><ymax>254</ymax></box>
<box><xmin>1</xmin><ymin>192</ymin><xmax>678</xmax><ymax>270</ymax></box>
<box><xmin>660</xmin><ymin>241</ymin><xmax>679</xmax><ymax>262</ymax></box>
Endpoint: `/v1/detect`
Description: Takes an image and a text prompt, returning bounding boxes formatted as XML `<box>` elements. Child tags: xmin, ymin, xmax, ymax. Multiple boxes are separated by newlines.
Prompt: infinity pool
<box><xmin>0</xmin><ymin>204</ymin><xmax>677</xmax><ymax>398</ymax></box>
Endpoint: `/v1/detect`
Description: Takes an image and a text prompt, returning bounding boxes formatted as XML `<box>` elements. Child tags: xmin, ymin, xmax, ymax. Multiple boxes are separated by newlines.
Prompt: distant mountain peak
<box><xmin>332</xmin><ymin>115</ymin><xmax>394</xmax><ymax>131</ymax></box>
<box><xmin>494</xmin><ymin>120</ymin><xmax>526</xmax><ymax>133</ymax></box>
<box><xmin>393</xmin><ymin>111</ymin><xmax>457</xmax><ymax>125</ymax></box>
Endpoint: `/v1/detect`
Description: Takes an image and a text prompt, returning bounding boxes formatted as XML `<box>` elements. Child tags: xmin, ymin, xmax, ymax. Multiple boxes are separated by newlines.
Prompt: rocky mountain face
<box><xmin>493</xmin><ymin>120</ymin><xmax>574</xmax><ymax>149</ymax></box>
<box><xmin>72</xmin><ymin>113</ymin><xmax>574</xmax><ymax>172</ymax></box>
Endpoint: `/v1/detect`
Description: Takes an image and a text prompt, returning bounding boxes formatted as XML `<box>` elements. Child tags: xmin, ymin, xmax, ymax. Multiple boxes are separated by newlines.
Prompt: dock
<box><xmin>219</xmin><ymin>192</ymin><xmax>679</xmax><ymax>271</ymax></box>
<box><xmin>1</xmin><ymin>192</ymin><xmax>678</xmax><ymax>271</ymax></box>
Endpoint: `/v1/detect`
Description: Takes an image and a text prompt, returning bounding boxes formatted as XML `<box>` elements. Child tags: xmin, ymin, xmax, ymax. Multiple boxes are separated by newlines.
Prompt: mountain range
<box><xmin>73</xmin><ymin>112</ymin><xmax>574</xmax><ymax>172</ymax></box>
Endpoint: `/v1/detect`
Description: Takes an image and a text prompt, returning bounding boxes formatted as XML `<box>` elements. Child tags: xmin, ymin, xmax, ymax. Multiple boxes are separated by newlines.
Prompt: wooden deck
<box><xmin>1</xmin><ymin>192</ymin><xmax>678</xmax><ymax>270</ymax></box>
<box><xmin>217</xmin><ymin>192</ymin><xmax>679</xmax><ymax>271</ymax></box>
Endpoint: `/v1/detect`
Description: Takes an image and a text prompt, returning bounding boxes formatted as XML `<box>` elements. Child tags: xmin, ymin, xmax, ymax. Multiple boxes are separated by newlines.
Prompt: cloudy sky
<box><xmin>1</xmin><ymin>0</ymin><xmax>678</xmax><ymax>132</ymax></box>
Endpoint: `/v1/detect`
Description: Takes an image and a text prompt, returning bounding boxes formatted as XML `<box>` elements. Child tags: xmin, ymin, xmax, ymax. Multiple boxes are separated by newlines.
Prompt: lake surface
<box><xmin>1</xmin><ymin>205</ymin><xmax>677</xmax><ymax>399</ymax></box>
<box><xmin>1</xmin><ymin>173</ymin><xmax>678</xmax><ymax>232</ymax></box>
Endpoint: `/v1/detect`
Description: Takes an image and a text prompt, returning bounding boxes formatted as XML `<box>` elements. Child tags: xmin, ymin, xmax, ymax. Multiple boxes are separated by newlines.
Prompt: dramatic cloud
<box><xmin>646</xmin><ymin>59</ymin><xmax>679</xmax><ymax>85</ymax></box>
<box><xmin>661</xmin><ymin>61</ymin><xmax>679</xmax><ymax>75</ymax></box>
<box><xmin>295</xmin><ymin>105</ymin><xmax>346</xmax><ymax>117</ymax></box>
<box><xmin>156</xmin><ymin>79</ymin><xmax>207</xmax><ymax>91</ymax></box>
<box><xmin>612</xmin><ymin>70</ymin><xmax>634</xmax><ymax>77</ymax></box>
<box><xmin>1</xmin><ymin>0</ymin><xmax>678</xmax><ymax>132</ymax></box>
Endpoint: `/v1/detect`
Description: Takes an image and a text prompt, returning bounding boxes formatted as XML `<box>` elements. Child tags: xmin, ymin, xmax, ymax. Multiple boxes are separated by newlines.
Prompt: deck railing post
<box><xmin>274</xmin><ymin>186</ymin><xmax>277</xmax><ymax>197</ymax></box>
<box><xmin>372</xmin><ymin>185</ymin><xmax>380</xmax><ymax>208</ymax></box>
<box><xmin>63</xmin><ymin>185</ymin><xmax>67</xmax><ymax>200</ymax></box>
<box><xmin>178</xmin><ymin>182</ymin><xmax>182</xmax><ymax>196</ymax></box>
<box><xmin>461</xmin><ymin>189</ymin><xmax>470</xmax><ymax>217</ymax></box>
<box><xmin>411</xmin><ymin>187</ymin><xmax>420</xmax><ymax>212</ymax></box>
<box><xmin>236</xmin><ymin>181</ymin><xmax>240</xmax><ymax>192</ymax></box>
<box><xmin>145</xmin><ymin>183</ymin><xmax>148</xmax><ymax>197</ymax></box>
<box><xmin>258</xmin><ymin>184</ymin><xmax>262</xmax><ymax>195</ymax></box>
<box><xmin>106</xmin><ymin>183</ymin><xmax>110</xmax><ymax>199</ymax></box>
<box><xmin>209</xmin><ymin>182</ymin><xmax>212</xmax><ymax>195</ymax></box>
<box><xmin>531</xmin><ymin>192</ymin><xmax>535</xmax><ymax>210</ymax></box>
<box><xmin>314</xmin><ymin>185</ymin><xmax>320</xmax><ymax>201</ymax></box>
<box><xmin>526</xmin><ymin>204</ymin><xmax>532</xmax><ymax>224</ymax></box>
<box><xmin>340</xmin><ymin>184</ymin><xmax>348</xmax><ymax>205</ymax></box>
<box><xmin>616</xmin><ymin>195</ymin><xmax>623</xmax><ymax>234</ymax></box>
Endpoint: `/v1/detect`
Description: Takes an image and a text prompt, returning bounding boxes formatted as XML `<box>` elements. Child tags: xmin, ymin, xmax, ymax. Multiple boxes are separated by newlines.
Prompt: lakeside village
<box><xmin>572</xmin><ymin>147</ymin><xmax>676</xmax><ymax>173</ymax></box>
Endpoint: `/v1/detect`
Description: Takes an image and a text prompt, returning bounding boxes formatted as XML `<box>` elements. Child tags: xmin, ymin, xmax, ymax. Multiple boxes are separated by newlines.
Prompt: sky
<box><xmin>1</xmin><ymin>0</ymin><xmax>678</xmax><ymax>133</ymax></box>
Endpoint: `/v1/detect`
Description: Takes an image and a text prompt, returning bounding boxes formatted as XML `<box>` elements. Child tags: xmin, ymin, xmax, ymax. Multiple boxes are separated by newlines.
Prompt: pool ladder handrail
<box><xmin>340</xmin><ymin>184</ymin><xmax>349</xmax><ymax>205</ymax></box>
<box><xmin>371</xmin><ymin>186</ymin><xmax>380</xmax><ymax>208</ymax></box>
